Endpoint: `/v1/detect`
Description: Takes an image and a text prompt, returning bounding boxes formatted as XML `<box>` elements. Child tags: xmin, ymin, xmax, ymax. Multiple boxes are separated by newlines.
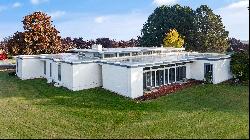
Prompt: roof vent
<box><xmin>92</xmin><ymin>44</ymin><xmax>102</xmax><ymax>51</ymax></box>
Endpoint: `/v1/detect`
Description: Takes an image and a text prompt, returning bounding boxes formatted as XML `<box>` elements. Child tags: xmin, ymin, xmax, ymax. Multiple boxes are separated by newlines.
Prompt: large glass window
<box><xmin>44</xmin><ymin>61</ymin><xmax>46</xmax><ymax>75</ymax></box>
<box><xmin>169</xmin><ymin>68</ymin><xmax>175</xmax><ymax>83</ymax></box>
<box><xmin>152</xmin><ymin>71</ymin><xmax>155</xmax><ymax>87</ymax></box>
<box><xmin>58</xmin><ymin>63</ymin><xmax>61</xmax><ymax>81</ymax></box>
<box><xmin>176</xmin><ymin>66</ymin><xmax>186</xmax><ymax>81</ymax></box>
<box><xmin>165</xmin><ymin>69</ymin><xmax>168</xmax><ymax>84</ymax></box>
<box><xmin>156</xmin><ymin>70</ymin><xmax>164</xmax><ymax>86</ymax></box>
<box><xmin>119</xmin><ymin>53</ymin><xmax>130</xmax><ymax>57</ymax></box>
<box><xmin>143</xmin><ymin>73</ymin><xmax>146</xmax><ymax>90</ymax></box>
<box><xmin>146</xmin><ymin>72</ymin><xmax>151</xmax><ymax>87</ymax></box>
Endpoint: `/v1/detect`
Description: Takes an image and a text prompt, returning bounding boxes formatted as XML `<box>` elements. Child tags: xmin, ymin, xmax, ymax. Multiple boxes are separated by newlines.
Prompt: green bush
<box><xmin>230</xmin><ymin>51</ymin><xmax>249</xmax><ymax>82</ymax></box>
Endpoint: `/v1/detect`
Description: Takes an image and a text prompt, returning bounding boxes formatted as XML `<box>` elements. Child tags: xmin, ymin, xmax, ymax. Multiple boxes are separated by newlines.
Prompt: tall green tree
<box><xmin>192</xmin><ymin>5</ymin><xmax>229</xmax><ymax>53</ymax></box>
<box><xmin>139</xmin><ymin>4</ymin><xmax>195</xmax><ymax>48</ymax></box>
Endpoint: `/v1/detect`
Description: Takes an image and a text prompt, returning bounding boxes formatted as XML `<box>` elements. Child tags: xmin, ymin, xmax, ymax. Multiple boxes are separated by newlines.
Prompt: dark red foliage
<box><xmin>0</xmin><ymin>52</ymin><xmax>7</xmax><ymax>60</ymax></box>
<box><xmin>135</xmin><ymin>79</ymin><xmax>203</xmax><ymax>101</ymax></box>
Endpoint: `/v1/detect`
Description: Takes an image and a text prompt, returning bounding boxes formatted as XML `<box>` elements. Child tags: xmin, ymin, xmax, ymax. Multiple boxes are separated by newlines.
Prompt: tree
<box><xmin>6</xmin><ymin>32</ymin><xmax>26</xmax><ymax>56</ymax></box>
<box><xmin>192</xmin><ymin>5</ymin><xmax>229</xmax><ymax>53</ymax></box>
<box><xmin>230</xmin><ymin>50</ymin><xmax>249</xmax><ymax>82</ymax></box>
<box><xmin>163</xmin><ymin>28</ymin><xmax>184</xmax><ymax>48</ymax></box>
<box><xmin>227</xmin><ymin>38</ymin><xmax>249</xmax><ymax>53</ymax></box>
<box><xmin>96</xmin><ymin>38</ymin><xmax>112</xmax><ymax>48</ymax></box>
<box><xmin>22</xmin><ymin>11</ymin><xmax>62</xmax><ymax>54</ymax></box>
<box><xmin>139</xmin><ymin>4</ymin><xmax>195</xmax><ymax>48</ymax></box>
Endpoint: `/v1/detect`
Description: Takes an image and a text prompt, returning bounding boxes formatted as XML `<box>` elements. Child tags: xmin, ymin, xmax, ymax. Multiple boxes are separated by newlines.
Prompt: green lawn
<box><xmin>0</xmin><ymin>72</ymin><xmax>249</xmax><ymax>139</ymax></box>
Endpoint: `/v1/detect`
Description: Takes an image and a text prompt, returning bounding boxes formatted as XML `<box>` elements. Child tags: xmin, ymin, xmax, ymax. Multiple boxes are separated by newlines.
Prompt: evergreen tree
<box><xmin>192</xmin><ymin>5</ymin><xmax>229</xmax><ymax>53</ymax></box>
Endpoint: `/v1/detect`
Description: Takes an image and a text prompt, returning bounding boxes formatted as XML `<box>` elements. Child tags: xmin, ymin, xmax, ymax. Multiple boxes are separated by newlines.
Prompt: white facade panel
<box><xmin>72</xmin><ymin>63</ymin><xmax>102</xmax><ymax>91</ymax></box>
<box><xmin>128</xmin><ymin>67</ymin><xmax>144</xmax><ymax>98</ymax></box>
<box><xmin>102</xmin><ymin>64</ymin><xmax>130</xmax><ymax>97</ymax></box>
<box><xmin>213</xmin><ymin>59</ymin><xmax>233</xmax><ymax>84</ymax></box>
<box><xmin>102</xmin><ymin>64</ymin><xmax>144</xmax><ymax>99</ymax></box>
<box><xmin>18</xmin><ymin>58</ymin><xmax>44</xmax><ymax>80</ymax></box>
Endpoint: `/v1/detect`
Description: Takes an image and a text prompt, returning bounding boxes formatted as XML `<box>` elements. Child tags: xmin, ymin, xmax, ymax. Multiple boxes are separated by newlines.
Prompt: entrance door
<box><xmin>204</xmin><ymin>63</ymin><xmax>213</xmax><ymax>83</ymax></box>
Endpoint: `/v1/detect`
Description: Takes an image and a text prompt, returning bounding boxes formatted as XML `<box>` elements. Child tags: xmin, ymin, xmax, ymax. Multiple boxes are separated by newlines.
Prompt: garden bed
<box><xmin>136</xmin><ymin>79</ymin><xmax>203</xmax><ymax>101</ymax></box>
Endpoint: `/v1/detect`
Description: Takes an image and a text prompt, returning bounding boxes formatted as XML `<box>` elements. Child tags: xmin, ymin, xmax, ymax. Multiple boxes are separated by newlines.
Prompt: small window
<box><xmin>50</xmin><ymin>63</ymin><xmax>52</xmax><ymax>77</ymax></box>
<box><xmin>58</xmin><ymin>63</ymin><xmax>61</xmax><ymax>81</ymax></box>
<box><xmin>16</xmin><ymin>59</ymin><xmax>18</xmax><ymax>73</ymax></box>
<box><xmin>44</xmin><ymin>61</ymin><xmax>46</xmax><ymax>75</ymax></box>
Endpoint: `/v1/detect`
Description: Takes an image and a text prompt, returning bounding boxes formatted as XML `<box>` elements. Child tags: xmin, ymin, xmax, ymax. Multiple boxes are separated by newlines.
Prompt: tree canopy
<box><xmin>192</xmin><ymin>5</ymin><xmax>229</xmax><ymax>53</ymax></box>
<box><xmin>139</xmin><ymin>4</ymin><xmax>195</xmax><ymax>48</ymax></box>
<box><xmin>7</xmin><ymin>11</ymin><xmax>62</xmax><ymax>55</ymax></box>
<box><xmin>139</xmin><ymin>4</ymin><xmax>229</xmax><ymax>53</ymax></box>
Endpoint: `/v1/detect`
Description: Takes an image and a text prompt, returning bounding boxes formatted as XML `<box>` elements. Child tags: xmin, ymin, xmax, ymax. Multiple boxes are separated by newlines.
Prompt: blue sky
<box><xmin>0</xmin><ymin>0</ymin><xmax>249</xmax><ymax>41</ymax></box>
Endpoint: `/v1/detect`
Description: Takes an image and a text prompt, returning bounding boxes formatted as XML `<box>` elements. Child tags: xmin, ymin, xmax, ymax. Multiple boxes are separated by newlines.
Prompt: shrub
<box><xmin>230</xmin><ymin>51</ymin><xmax>249</xmax><ymax>82</ymax></box>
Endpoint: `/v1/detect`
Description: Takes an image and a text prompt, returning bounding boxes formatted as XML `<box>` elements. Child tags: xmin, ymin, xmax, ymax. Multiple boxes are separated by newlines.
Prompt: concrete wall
<box><xmin>59</xmin><ymin>62</ymin><xmax>74</xmax><ymax>89</ymax></box>
<box><xmin>17</xmin><ymin>58</ymin><xmax>44</xmax><ymax>80</ymax></box>
<box><xmin>189</xmin><ymin>60</ymin><xmax>206</xmax><ymax>81</ymax></box>
<box><xmin>128</xmin><ymin>67</ymin><xmax>143</xmax><ymax>98</ymax></box>
<box><xmin>102</xmin><ymin>64</ymin><xmax>143</xmax><ymax>99</ymax></box>
<box><xmin>213</xmin><ymin>59</ymin><xmax>233</xmax><ymax>84</ymax></box>
<box><xmin>189</xmin><ymin>59</ymin><xmax>232</xmax><ymax>84</ymax></box>
<box><xmin>16</xmin><ymin>58</ymin><xmax>22</xmax><ymax>78</ymax></box>
<box><xmin>72</xmin><ymin>63</ymin><xmax>102</xmax><ymax>91</ymax></box>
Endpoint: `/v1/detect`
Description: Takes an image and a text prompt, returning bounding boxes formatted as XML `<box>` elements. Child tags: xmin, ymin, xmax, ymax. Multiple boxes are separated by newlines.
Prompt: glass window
<box><xmin>58</xmin><ymin>63</ymin><xmax>61</xmax><ymax>81</ymax></box>
<box><xmin>176</xmin><ymin>67</ymin><xmax>180</xmax><ymax>81</ymax></box>
<box><xmin>16</xmin><ymin>60</ymin><xmax>18</xmax><ymax>73</ymax></box>
<box><xmin>143</xmin><ymin>73</ymin><xmax>146</xmax><ymax>90</ymax></box>
<box><xmin>132</xmin><ymin>52</ymin><xmax>138</xmax><ymax>56</ymax></box>
<box><xmin>159</xmin><ymin>70</ymin><xmax>164</xmax><ymax>86</ymax></box>
<box><xmin>119</xmin><ymin>53</ymin><xmax>130</xmax><ymax>57</ymax></box>
<box><xmin>152</xmin><ymin>71</ymin><xmax>155</xmax><ymax>87</ymax></box>
<box><xmin>146</xmin><ymin>72</ymin><xmax>151</xmax><ymax>87</ymax></box>
<box><xmin>169</xmin><ymin>68</ymin><xmax>175</xmax><ymax>83</ymax></box>
<box><xmin>50</xmin><ymin>63</ymin><xmax>52</xmax><ymax>77</ymax></box>
<box><xmin>165</xmin><ymin>69</ymin><xmax>168</xmax><ymax>84</ymax></box>
<box><xmin>44</xmin><ymin>61</ymin><xmax>46</xmax><ymax>75</ymax></box>
<box><xmin>156</xmin><ymin>71</ymin><xmax>160</xmax><ymax>87</ymax></box>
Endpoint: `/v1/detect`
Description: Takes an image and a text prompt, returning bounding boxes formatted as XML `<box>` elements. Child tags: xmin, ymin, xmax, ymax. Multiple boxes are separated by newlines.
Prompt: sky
<box><xmin>0</xmin><ymin>0</ymin><xmax>249</xmax><ymax>41</ymax></box>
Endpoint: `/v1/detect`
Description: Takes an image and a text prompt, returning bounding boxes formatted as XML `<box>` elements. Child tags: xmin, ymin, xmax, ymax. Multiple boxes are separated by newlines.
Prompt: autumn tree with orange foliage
<box><xmin>7</xmin><ymin>11</ymin><xmax>62</xmax><ymax>55</ymax></box>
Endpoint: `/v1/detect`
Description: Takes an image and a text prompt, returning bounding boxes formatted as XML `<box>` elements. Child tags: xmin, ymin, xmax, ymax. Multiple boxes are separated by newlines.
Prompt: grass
<box><xmin>0</xmin><ymin>72</ymin><xmax>249</xmax><ymax>139</ymax></box>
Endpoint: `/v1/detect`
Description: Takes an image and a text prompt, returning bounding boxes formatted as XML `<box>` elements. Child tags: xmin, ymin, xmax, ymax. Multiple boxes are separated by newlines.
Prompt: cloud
<box><xmin>47</xmin><ymin>11</ymin><xmax>66</xmax><ymax>19</ymax></box>
<box><xmin>94</xmin><ymin>16</ymin><xmax>108</xmax><ymax>23</ymax></box>
<box><xmin>216</xmin><ymin>0</ymin><xmax>249</xmax><ymax>40</ymax></box>
<box><xmin>12</xmin><ymin>2</ymin><xmax>22</xmax><ymax>8</ymax></box>
<box><xmin>30</xmin><ymin>0</ymin><xmax>48</xmax><ymax>5</ymax></box>
<box><xmin>153</xmin><ymin>0</ymin><xmax>177</xmax><ymax>6</ymax></box>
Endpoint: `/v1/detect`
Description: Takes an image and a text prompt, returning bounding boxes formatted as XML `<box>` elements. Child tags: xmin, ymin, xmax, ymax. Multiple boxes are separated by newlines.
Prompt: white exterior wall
<box><xmin>185</xmin><ymin>63</ymin><xmax>191</xmax><ymax>79</ymax></box>
<box><xmin>17</xmin><ymin>58</ymin><xmax>44</xmax><ymax>80</ymax></box>
<box><xmin>59</xmin><ymin>63</ymin><xmax>74</xmax><ymax>89</ymax></box>
<box><xmin>128</xmin><ymin>67</ymin><xmax>143</xmax><ymax>98</ymax></box>
<box><xmin>189</xmin><ymin>59</ymin><xmax>232</xmax><ymax>84</ymax></box>
<box><xmin>213</xmin><ymin>59</ymin><xmax>233</xmax><ymax>84</ymax></box>
<box><xmin>102</xmin><ymin>64</ymin><xmax>143</xmax><ymax>99</ymax></box>
<box><xmin>189</xmin><ymin>60</ymin><xmax>206</xmax><ymax>81</ymax></box>
<box><xmin>72</xmin><ymin>63</ymin><xmax>102</xmax><ymax>91</ymax></box>
<box><xmin>16</xmin><ymin>58</ymin><xmax>22</xmax><ymax>78</ymax></box>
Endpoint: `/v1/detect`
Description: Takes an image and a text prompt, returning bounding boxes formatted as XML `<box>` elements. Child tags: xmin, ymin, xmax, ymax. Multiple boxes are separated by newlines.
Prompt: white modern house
<box><xmin>16</xmin><ymin>45</ymin><xmax>233</xmax><ymax>99</ymax></box>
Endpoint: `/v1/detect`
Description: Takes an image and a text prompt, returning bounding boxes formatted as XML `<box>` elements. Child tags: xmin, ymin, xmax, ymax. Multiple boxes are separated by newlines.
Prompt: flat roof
<box><xmin>17</xmin><ymin>51</ymin><xmax>230</xmax><ymax>66</ymax></box>
<box><xmin>70</xmin><ymin>47</ymin><xmax>185</xmax><ymax>54</ymax></box>
<box><xmin>101</xmin><ymin>52</ymin><xmax>231</xmax><ymax>67</ymax></box>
